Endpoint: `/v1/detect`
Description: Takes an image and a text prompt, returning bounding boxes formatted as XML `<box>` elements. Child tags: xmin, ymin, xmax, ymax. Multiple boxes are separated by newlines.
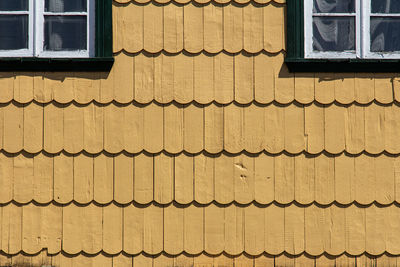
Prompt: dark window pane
<box><xmin>0</xmin><ymin>15</ymin><xmax>28</xmax><ymax>50</ymax></box>
<box><xmin>313</xmin><ymin>0</ymin><xmax>355</xmax><ymax>13</ymax></box>
<box><xmin>371</xmin><ymin>18</ymin><xmax>400</xmax><ymax>52</ymax></box>
<box><xmin>372</xmin><ymin>1</ymin><xmax>400</xmax><ymax>13</ymax></box>
<box><xmin>45</xmin><ymin>0</ymin><xmax>87</xmax><ymax>12</ymax></box>
<box><xmin>44</xmin><ymin>16</ymin><xmax>87</xmax><ymax>51</ymax></box>
<box><xmin>313</xmin><ymin>17</ymin><xmax>355</xmax><ymax>51</ymax></box>
<box><xmin>0</xmin><ymin>0</ymin><xmax>28</xmax><ymax>11</ymax></box>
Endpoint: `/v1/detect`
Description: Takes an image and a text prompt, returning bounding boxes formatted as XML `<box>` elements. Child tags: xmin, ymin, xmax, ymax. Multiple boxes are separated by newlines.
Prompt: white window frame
<box><xmin>0</xmin><ymin>1</ymin><xmax>34</xmax><ymax>57</ymax></box>
<box><xmin>363</xmin><ymin>0</ymin><xmax>400</xmax><ymax>59</ymax></box>
<box><xmin>0</xmin><ymin>0</ymin><xmax>94</xmax><ymax>58</ymax></box>
<box><xmin>305</xmin><ymin>0</ymin><xmax>400</xmax><ymax>59</ymax></box>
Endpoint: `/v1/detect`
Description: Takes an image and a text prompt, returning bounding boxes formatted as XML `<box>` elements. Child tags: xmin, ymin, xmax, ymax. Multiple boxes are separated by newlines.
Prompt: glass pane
<box><xmin>372</xmin><ymin>1</ymin><xmax>400</xmax><ymax>13</ymax></box>
<box><xmin>45</xmin><ymin>0</ymin><xmax>87</xmax><ymax>12</ymax></box>
<box><xmin>371</xmin><ymin>18</ymin><xmax>400</xmax><ymax>52</ymax></box>
<box><xmin>0</xmin><ymin>0</ymin><xmax>28</xmax><ymax>11</ymax></box>
<box><xmin>313</xmin><ymin>0</ymin><xmax>355</xmax><ymax>13</ymax></box>
<box><xmin>313</xmin><ymin>17</ymin><xmax>355</xmax><ymax>51</ymax></box>
<box><xmin>0</xmin><ymin>15</ymin><xmax>28</xmax><ymax>50</ymax></box>
<box><xmin>44</xmin><ymin>16</ymin><xmax>87</xmax><ymax>51</ymax></box>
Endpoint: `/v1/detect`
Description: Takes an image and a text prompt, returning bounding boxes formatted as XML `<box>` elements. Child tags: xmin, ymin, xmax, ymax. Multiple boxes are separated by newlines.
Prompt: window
<box><xmin>0</xmin><ymin>0</ymin><xmax>113</xmax><ymax>71</ymax></box>
<box><xmin>286</xmin><ymin>0</ymin><xmax>400</xmax><ymax>72</ymax></box>
<box><xmin>305</xmin><ymin>0</ymin><xmax>357</xmax><ymax>59</ymax></box>
<box><xmin>0</xmin><ymin>0</ymin><xmax>94</xmax><ymax>57</ymax></box>
<box><xmin>306</xmin><ymin>0</ymin><xmax>400</xmax><ymax>59</ymax></box>
<box><xmin>41</xmin><ymin>0</ymin><xmax>95</xmax><ymax>58</ymax></box>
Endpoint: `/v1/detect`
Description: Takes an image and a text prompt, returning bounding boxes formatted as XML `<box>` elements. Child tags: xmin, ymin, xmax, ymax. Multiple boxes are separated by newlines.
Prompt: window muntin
<box><xmin>305</xmin><ymin>0</ymin><xmax>400</xmax><ymax>59</ymax></box>
<box><xmin>0</xmin><ymin>0</ymin><xmax>94</xmax><ymax>58</ymax></box>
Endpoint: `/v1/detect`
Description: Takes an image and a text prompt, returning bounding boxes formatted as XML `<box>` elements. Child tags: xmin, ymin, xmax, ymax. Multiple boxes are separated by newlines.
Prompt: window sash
<box><xmin>305</xmin><ymin>0</ymin><xmax>400</xmax><ymax>59</ymax></box>
<box><xmin>35</xmin><ymin>0</ymin><xmax>95</xmax><ymax>58</ymax></box>
<box><xmin>0</xmin><ymin>0</ymin><xmax>94</xmax><ymax>58</ymax></box>
<box><xmin>304</xmin><ymin>0</ymin><xmax>360</xmax><ymax>59</ymax></box>
<box><xmin>0</xmin><ymin>1</ymin><xmax>34</xmax><ymax>57</ymax></box>
<box><xmin>363</xmin><ymin>0</ymin><xmax>400</xmax><ymax>59</ymax></box>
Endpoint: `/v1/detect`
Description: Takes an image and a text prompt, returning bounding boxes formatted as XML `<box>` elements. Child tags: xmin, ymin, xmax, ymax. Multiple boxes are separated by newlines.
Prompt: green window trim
<box><xmin>95</xmin><ymin>0</ymin><xmax>113</xmax><ymax>59</ymax></box>
<box><xmin>285</xmin><ymin>0</ymin><xmax>400</xmax><ymax>72</ymax></box>
<box><xmin>0</xmin><ymin>0</ymin><xmax>113</xmax><ymax>72</ymax></box>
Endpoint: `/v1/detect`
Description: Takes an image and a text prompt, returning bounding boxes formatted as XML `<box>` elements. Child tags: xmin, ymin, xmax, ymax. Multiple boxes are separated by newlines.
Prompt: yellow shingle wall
<box><xmin>2</xmin><ymin>0</ymin><xmax>400</xmax><ymax>266</ymax></box>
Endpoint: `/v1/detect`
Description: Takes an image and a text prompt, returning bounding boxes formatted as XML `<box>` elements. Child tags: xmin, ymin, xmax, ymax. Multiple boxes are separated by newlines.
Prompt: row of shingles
<box><xmin>174</xmin><ymin>254</ymin><xmax>389</xmax><ymax>267</ymax></box>
<box><xmin>0</xmin><ymin>152</ymin><xmax>152</xmax><ymax>205</ymax></box>
<box><xmin>0</xmin><ymin>53</ymin><xmax>290</xmax><ymax>105</ymax></box>
<box><xmin>3</xmin><ymin>53</ymin><xmax>400</xmax><ymax>106</ymax></box>
<box><xmin>114</xmin><ymin>0</ymin><xmax>285</xmax><ymax>5</ymax></box>
<box><xmin>52</xmin><ymin>253</ymin><xmax>260</xmax><ymax>267</ymax></box>
<box><xmin>1</xmin><ymin>251</ymin><xmax>150</xmax><ymax>267</ymax></box>
<box><xmin>78</xmin><ymin>203</ymin><xmax>400</xmax><ymax>256</ymax></box>
<box><xmin>0</xmin><ymin>251</ymin><xmax>52</xmax><ymax>267</ymax></box>
<box><xmin>0</xmin><ymin>151</ymin><xmax>398</xmax><ymax>206</ymax></box>
<box><xmin>2</xmin><ymin>253</ymin><xmax>389</xmax><ymax>267</ymax></box>
<box><xmin>0</xmin><ymin>247</ymin><xmax>394</xmax><ymax>266</ymax></box>
<box><xmin>112</xmin><ymin>2</ymin><xmax>285</xmax><ymax>54</ymax></box>
<box><xmin>0</xmin><ymin>101</ymin><xmax>331</xmax><ymax>154</ymax></box>
<box><xmin>201</xmin><ymin>204</ymin><xmax>398</xmax><ymax>256</ymax></box>
<box><xmin>3</xmin><ymin>203</ymin><xmax>400</xmax><ymax>257</ymax></box>
<box><xmin>40</xmin><ymin>254</ymin><xmax>398</xmax><ymax>267</ymax></box>
<box><xmin>113</xmin><ymin>52</ymin><xmax>399</xmax><ymax>105</ymax></box>
<box><xmin>2</xmin><ymin>101</ymin><xmax>400</xmax><ymax>155</ymax></box>
<box><xmin>1</xmin><ymin>203</ymin><xmax>103</xmax><ymax>256</ymax></box>
<box><xmin>0</xmin><ymin>253</ymin><xmax>267</xmax><ymax>267</ymax></box>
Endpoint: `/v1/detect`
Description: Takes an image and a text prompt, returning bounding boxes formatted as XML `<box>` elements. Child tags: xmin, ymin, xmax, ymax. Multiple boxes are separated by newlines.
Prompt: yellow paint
<box><xmin>0</xmin><ymin>0</ymin><xmax>399</xmax><ymax>265</ymax></box>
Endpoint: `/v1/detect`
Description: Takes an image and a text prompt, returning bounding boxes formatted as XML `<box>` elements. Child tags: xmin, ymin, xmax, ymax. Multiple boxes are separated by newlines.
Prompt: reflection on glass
<box><xmin>372</xmin><ymin>0</ymin><xmax>400</xmax><ymax>13</ymax></box>
<box><xmin>313</xmin><ymin>17</ymin><xmax>355</xmax><ymax>51</ymax></box>
<box><xmin>45</xmin><ymin>0</ymin><xmax>87</xmax><ymax>12</ymax></box>
<box><xmin>371</xmin><ymin>18</ymin><xmax>400</xmax><ymax>52</ymax></box>
<box><xmin>313</xmin><ymin>0</ymin><xmax>355</xmax><ymax>13</ymax></box>
<box><xmin>0</xmin><ymin>15</ymin><xmax>28</xmax><ymax>50</ymax></box>
<box><xmin>44</xmin><ymin>16</ymin><xmax>87</xmax><ymax>51</ymax></box>
<box><xmin>0</xmin><ymin>0</ymin><xmax>28</xmax><ymax>11</ymax></box>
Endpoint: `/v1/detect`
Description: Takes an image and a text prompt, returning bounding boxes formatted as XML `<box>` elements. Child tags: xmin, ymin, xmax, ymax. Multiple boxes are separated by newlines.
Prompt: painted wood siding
<box><xmin>1</xmin><ymin>0</ymin><xmax>400</xmax><ymax>266</ymax></box>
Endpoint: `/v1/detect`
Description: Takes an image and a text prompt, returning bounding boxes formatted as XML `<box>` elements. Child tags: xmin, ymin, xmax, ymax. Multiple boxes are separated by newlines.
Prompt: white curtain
<box><xmin>45</xmin><ymin>0</ymin><xmax>87</xmax><ymax>51</ymax></box>
<box><xmin>47</xmin><ymin>0</ymin><xmax>86</xmax><ymax>12</ymax></box>
<box><xmin>0</xmin><ymin>0</ymin><xmax>28</xmax><ymax>11</ymax></box>
<box><xmin>371</xmin><ymin>18</ymin><xmax>400</xmax><ymax>52</ymax></box>
<box><xmin>313</xmin><ymin>17</ymin><xmax>355</xmax><ymax>51</ymax></box>
<box><xmin>313</xmin><ymin>0</ymin><xmax>354</xmax><ymax>13</ymax></box>
<box><xmin>0</xmin><ymin>15</ymin><xmax>28</xmax><ymax>50</ymax></box>
<box><xmin>371</xmin><ymin>0</ymin><xmax>400</xmax><ymax>13</ymax></box>
<box><xmin>384</xmin><ymin>0</ymin><xmax>392</xmax><ymax>13</ymax></box>
<box><xmin>48</xmin><ymin>0</ymin><xmax>64</xmax><ymax>12</ymax></box>
<box><xmin>312</xmin><ymin>0</ymin><xmax>355</xmax><ymax>51</ymax></box>
<box><xmin>47</xmin><ymin>0</ymin><xmax>64</xmax><ymax>50</ymax></box>
<box><xmin>370</xmin><ymin>0</ymin><xmax>400</xmax><ymax>52</ymax></box>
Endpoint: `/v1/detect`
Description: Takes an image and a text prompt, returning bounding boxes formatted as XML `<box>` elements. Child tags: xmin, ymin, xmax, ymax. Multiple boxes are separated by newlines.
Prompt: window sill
<box><xmin>285</xmin><ymin>58</ymin><xmax>400</xmax><ymax>73</ymax></box>
<box><xmin>0</xmin><ymin>57</ymin><xmax>114</xmax><ymax>72</ymax></box>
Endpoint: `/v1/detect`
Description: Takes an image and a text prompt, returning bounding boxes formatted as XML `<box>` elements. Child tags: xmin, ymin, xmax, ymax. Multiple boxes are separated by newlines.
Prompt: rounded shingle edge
<box><xmin>113</xmin><ymin>0</ymin><xmax>285</xmax><ymax>5</ymax></box>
